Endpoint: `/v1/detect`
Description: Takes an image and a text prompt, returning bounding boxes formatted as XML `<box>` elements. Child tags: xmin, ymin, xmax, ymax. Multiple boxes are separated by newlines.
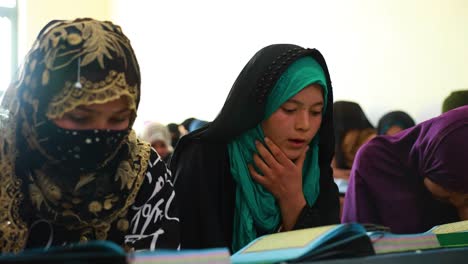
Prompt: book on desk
<box><xmin>230</xmin><ymin>220</ymin><xmax>468</xmax><ymax>264</ymax></box>
<box><xmin>2</xmin><ymin>221</ymin><xmax>468</xmax><ymax>264</ymax></box>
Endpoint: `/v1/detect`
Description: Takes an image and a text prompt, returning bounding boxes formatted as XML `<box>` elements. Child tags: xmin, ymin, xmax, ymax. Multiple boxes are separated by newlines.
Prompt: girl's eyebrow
<box><xmin>74</xmin><ymin>106</ymin><xmax>131</xmax><ymax>114</ymax></box>
<box><xmin>286</xmin><ymin>99</ymin><xmax>324</xmax><ymax>107</ymax></box>
<box><xmin>74</xmin><ymin>106</ymin><xmax>95</xmax><ymax>113</ymax></box>
<box><xmin>113</xmin><ymin>109</ymin><xmax>131</xmax><ymax>114</ymax></box>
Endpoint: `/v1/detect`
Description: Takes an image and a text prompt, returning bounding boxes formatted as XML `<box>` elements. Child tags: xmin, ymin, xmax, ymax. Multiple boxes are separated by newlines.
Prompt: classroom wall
<box><xmin>17</xmin><ymin>0</ymin><xmax>468</xmax><ymax>132</ymax></box>
<box><xmin>17</xmin><ymin>0</ymin><xmax>111</xmax><ymax>61</ymax></box>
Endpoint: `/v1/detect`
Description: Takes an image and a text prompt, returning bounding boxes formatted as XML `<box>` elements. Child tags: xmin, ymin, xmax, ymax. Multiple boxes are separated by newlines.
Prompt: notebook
<box><xmin>370</xmin><ymin>220</ymin><xmax>468</xmax><ymax>254</ymax></box>
<box><xmin>231</xmin><ymin>223</ymin><xmax>374</xmax><ymax>264</ymax></box>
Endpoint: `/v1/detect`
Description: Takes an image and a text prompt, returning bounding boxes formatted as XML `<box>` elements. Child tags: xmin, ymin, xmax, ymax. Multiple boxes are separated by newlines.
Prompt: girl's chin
<box><xmin>284</xmin><ymin>151</ymin><xmax>303</xmax><ymax>162</ymax></box>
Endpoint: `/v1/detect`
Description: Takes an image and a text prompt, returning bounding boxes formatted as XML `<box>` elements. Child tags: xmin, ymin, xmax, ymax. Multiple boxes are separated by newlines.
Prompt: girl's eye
<box><xmin>310</xmin><ymin>110</ymin><xmax>322</xmax><ymax>116</ymax></box>
<box><xmin>109</xmin><ymin>116</ymin><xmax>130</xmax><ymax>124</ymax></box>
<box><xmin>282</xmin><ymin>107</ymin><xmax>296</xmax><ymax>113</ymax></box>
<box><xmin>67</xmin><ymin>114</ymin><xmax>90</xmax><ymax>123</ymax></box>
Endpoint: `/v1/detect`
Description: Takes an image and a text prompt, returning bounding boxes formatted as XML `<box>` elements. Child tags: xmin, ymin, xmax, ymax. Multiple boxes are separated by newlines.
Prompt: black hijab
<box><xmin>171</xmin><ymin>44</ymin><xmax>338</xmax><ymax>251</ymax></box>
<box><xmin>174</xmin><ymin>44</ymin><xmax>334</xmax><ymax>155</ymax></box>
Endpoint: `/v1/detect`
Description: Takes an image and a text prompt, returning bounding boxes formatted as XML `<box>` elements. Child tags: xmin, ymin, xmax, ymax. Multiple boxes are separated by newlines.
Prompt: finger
<box><xmin>248</xmin><ymin>164</ymin><xmax>269</xmax><ymax>186</ymax></box>
<box><xmin>264</xmin><ymin>137</ymin><xmax>291</xmax><ymax>165</ymax></box>
<box><xmin>255</xmin><ymin>140</ymin><xmax>280</xmax><ymax>169</ymax></box>
<box><xmin>253</xmin><ymin>152</ymin><xmax>271</xmax><ymax>176</ymax></box>
<box><xmin>295</xmin><ymin>145</ymin><xmax>309</xmax><ymax>169</ymax></box>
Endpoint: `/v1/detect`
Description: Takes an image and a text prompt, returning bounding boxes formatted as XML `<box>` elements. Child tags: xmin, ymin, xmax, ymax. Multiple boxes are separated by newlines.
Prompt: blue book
<box><xmin>231</xmin><ymin>223</ymin><xmax>374</xmax><ymax>264</ymax></box>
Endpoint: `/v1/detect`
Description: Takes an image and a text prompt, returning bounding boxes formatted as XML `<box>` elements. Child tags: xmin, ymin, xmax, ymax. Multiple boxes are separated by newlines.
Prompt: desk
<box><xmin>307</xmin><ymin>247</ymin><xmax>468</xmax><ymax>264</ymax></box>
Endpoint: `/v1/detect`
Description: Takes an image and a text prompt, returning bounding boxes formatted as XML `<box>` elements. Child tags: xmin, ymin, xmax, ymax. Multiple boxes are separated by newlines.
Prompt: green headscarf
<box><xmin>228</xmin><ymin>56</ymin><xmax>328</xmax><ymax>251</ymax></box>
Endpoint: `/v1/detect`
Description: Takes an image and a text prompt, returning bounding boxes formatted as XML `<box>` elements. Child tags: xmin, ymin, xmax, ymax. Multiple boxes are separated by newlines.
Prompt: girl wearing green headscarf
<box><xmin>171</xmin><ymin>44</ymin><xmax>340</xmax><ymax>252</ymax></box>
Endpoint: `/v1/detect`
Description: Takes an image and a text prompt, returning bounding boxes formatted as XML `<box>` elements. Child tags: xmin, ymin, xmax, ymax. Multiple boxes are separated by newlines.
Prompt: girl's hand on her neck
<box><xmin>248</xmin><ymin>137</ymin><xmax>308</xmax><ymax>231</ymax></box>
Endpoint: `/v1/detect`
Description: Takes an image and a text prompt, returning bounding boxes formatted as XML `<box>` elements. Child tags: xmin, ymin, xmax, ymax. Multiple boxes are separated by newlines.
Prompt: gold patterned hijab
<box><xmin>0</xmin><ymin>18</ymin><xmax>151</xmax><ymax>253</ymax></box>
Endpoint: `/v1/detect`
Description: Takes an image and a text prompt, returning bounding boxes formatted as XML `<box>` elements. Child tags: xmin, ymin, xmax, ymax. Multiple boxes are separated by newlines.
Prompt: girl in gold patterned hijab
<box><xmin>0</xmin><ymin>18</ymin><xmax>179</xmax><ymax>253</ymax></box>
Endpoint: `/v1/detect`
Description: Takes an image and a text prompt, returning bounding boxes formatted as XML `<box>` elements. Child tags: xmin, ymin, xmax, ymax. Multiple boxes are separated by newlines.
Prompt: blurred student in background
<box><xmin>167</xmin><ymin>123</ymin><xmax>181</xmax><ymax>149</ymax></box>
<box><xmin>140</xmin><ymin>121</ymin><xmax>174</xmax><ymax>164</ymax></box>
<box><xmin>332</xmin><ymin>101</ymin><xmax>376</xmax><ymax>180</ymax></box>
<box><xmin>442</xmin><ymin>90</ymin><xmax>468</xmax><ymax>113</ymax></box>
<box><xmin>377</xmin><ymin>110</ymin><xmax>415</xmax><ymax>136</ymax></box>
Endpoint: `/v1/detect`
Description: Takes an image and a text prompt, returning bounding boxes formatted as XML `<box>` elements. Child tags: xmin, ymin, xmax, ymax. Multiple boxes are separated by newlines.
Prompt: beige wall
<box><xmin>111</xmin><ymin>0</ymin><xmax>468</xmax><ymax>130</ymax></box>
<box><xmin>15</xmin><ymin>0</ymin><xmax>468</xmax><ymax>132</ymax></box>
<box><xmin>17</xmin><ymin>0</ymin><xmax>111</xmax><ymax>60</ymax></box>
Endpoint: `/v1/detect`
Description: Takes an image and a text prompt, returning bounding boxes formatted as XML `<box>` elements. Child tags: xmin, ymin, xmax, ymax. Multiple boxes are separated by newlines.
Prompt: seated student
<box><xmin>332</xmin><ymin>101</ymin><xmax>376</xmax><ymax>180</ymax></box>
<box><xmin>0</xmin><ymin>18</ymin><xmax>179</xmax><ymax>253</ymax></box>
<box><xmin>180</xmin><ymin>117</ymin><xmax>209</xmax><ymax>133</ymax></box>
<box><xmin>188</xmin><ymin>118</ymin><xmax>209</xmax><ymax>132</ymax></box>
<box><xmin>140</xmin><ymin>121</ymin><xmax>173</xmax><ymax>163</ymax></box>
<box><xmin>180</xmin><ymin>117</ymin><xmax>195</xmax><ymax>135</ymax></box>
<box><xmin>377</xmin><ymin>110</ymin><xmax>416</xmax><ymax>136</ymax></box>
<box><xmin>167</xmin><ymin>123</ymin><xmax>181</xmax><ymax>149</ymax></box>
<box><xmin>332</xmin><ymin>101</ymin><xmax>376</xmax><ymax>218</ymax></box>
<box><xmin>170</xmin><ymin>44</ymin><xmax>340</xmax><ymax>252</ymax></box>
<box><xmin>342</xmin><ymin>106</ymin><xmax>468</xmax><ymax>233</ymax></box>
<box><xmin>442</xmin><ymin>90</ymin><xmax>468</xmax><ymax>113</ymax></box>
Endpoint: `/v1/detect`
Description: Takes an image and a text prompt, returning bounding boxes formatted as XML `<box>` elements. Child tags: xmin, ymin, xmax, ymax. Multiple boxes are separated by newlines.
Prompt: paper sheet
<box><xmin>431</xmin><ymin>220</ymin><xmax>468</xmax><ymax>234</ymax></box>
<box><xmin>243</xmin><ymin>225</ymin><xmax>337</xmax><ymax>253</ymax></box>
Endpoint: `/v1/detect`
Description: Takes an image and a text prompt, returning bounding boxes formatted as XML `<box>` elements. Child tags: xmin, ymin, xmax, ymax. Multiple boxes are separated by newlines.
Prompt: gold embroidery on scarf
<box><xmin>0</xmin><ymin>18</ymin><xmax>145</xmax><ymax>254</ymax></box>
<box><xmin>46</xmin><ymin>71</ymin><xmax>138</xmax><ymax>119</ymax></box>
<box><xmin>0</xmin><ymin>129</ymin><xmax>151</xmax><ymax>253</ymax></box>
<box><xmin>28</xmin><ymin>131</ymin><xmax>149</xmax><ymax>239</ymax></box>
<box><xmin>62</xmin><ymin>133</ymin><xmax>150</xmax><ymax>241</ymax></box>
<box><xmin>75</xmin><ymin>174</ymin><xmax>96</xmax><ymax>192</ymax></box>
<box><xmin>117</xmin><ymin>219</ymin><xmax>129</xmax><ymax>232</ymax></box>
<box><xmin>39</xmin><ymin>20</ymin><xmax>135</xmax><ymax>73</ymax></box>
<box><xmin>34</xmin><ymin>170</ymin><xmax>62</xmax><ymax>205</ymax></box>
<box><xmin>29</xmin><ymin>183</ymin><xmax>44</xmax><ymax>210</ymax></box>
<box><xmin>0</xmin><ymin>116</ymin><xmax>28</xmax><ymax>253</ymax></box>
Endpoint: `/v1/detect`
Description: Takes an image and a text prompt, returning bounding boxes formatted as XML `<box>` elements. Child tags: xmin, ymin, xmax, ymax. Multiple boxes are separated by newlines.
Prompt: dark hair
<box><xmin>442</xmin><ymin>90</ymin><xmax>468</xmax><ymax>113</ymax></box>
<box><xmin>333</xmin><ymin>101</ymin><xmax>374</xmax><ymax>169</ymax></box>
<box><xmin>377</xmin><ymin>111</ymin><xmax>415</xmax><ymax>135</ymax></box>
<box><xmin>181</xmin><ymin>118</ymin><xmax>195</xmax><ymax>131</ymax></box>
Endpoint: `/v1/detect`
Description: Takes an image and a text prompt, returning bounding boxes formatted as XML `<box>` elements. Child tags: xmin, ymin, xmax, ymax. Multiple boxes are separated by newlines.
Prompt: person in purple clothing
<box><xmin>342</xmin><ymin>106</ymin><xmax>468</xmax><ymax>233</ymax></box>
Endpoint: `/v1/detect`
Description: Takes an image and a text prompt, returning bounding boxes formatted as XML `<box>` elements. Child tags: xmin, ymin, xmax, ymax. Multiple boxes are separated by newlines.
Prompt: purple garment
<box><xmin>342</xmin><ymin>106</ymin><xmax>468</xmax><ymax>233</ymax></box>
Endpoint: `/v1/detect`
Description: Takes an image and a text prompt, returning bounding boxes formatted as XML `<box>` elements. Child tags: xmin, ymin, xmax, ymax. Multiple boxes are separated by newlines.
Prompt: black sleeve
<box><xmin>124</xmin><ymin>150</ymin><xmax>180</xmax><ymax>250</ymax></box>
<box><xmin>171</xmin><ymin>140</ymin><xmax>235</xmax><ymax>250</ymax></box>
<box><xmin>293</xmin><ymin>164</ymin><xmax>340</xmax><ymax>230</ymax></box>
<box><xmin>171</xmin><ymin>142</ymin><xmax>203</xmax><ymax>249</ymax></box>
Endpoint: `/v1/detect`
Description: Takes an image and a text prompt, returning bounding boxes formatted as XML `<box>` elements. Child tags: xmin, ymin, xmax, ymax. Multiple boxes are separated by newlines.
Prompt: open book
<box><xmin>231</xmin><ymin>223</ymin><xmax>374</xmax><ymax>264</ymax></box>
<box><xmin>231</xmin><ymin>220</ymin><xmax>468</xmax><ymax>264</ymax></box>
<box><xmin>370</xmin><ymin>220</ymin><xmax>468</xmax><ymax>254</ymax></box>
